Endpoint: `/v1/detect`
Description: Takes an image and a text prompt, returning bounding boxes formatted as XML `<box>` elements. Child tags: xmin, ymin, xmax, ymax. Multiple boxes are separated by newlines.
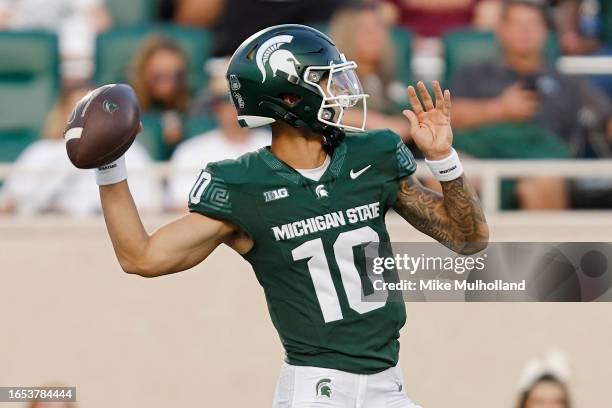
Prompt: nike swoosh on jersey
<box><xmin>350</xmin><ymin>165</ymin><xmax>372</xmax><ymax>179</ymax></box>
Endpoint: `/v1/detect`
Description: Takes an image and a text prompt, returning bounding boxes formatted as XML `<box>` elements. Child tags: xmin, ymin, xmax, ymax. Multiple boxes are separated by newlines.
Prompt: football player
<box><xmin>95</xmin><ymin>25</ymin><xmax>488</xmax><ymax>407</ymax></box>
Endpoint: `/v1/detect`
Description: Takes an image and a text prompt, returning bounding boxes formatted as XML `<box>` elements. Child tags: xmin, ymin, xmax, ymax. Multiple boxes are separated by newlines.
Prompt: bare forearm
<box><xmin>100</xmin><ymin>182</ymin><xmax>230</xmax><ymax>276</ymax></box>
<box><xmin>99</xmin><ymin>181</ymin><xmax>151</xmax><ymax>273</ymax></box>
<box><xmin>439</xmin><ymin>176</ymin><xmax>489</xmax><ymax>252</ymax></box>
<box><xmin>395</xmin><ymin>81</ymin><xmax>488</xmax><ymax>252</ymax></box>
<box><xmin>394</xmin><ymin>176</ymin><xmax>489</xmax><ymax>254</ymax></box>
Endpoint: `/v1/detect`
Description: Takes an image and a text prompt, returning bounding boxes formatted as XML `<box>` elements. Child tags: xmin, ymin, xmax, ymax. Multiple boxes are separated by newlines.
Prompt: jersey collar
<box><xmin>258</xmin><ymin>142</ymin><xmax>347</xmax><ymax>185</ymax></box>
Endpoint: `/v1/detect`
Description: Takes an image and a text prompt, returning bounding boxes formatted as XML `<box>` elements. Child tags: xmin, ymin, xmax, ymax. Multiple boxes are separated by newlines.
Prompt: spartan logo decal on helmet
<box><xmin>256</xmin><ymin>35</ymin><xmax>301</xmax><ymax>83</ymax></box>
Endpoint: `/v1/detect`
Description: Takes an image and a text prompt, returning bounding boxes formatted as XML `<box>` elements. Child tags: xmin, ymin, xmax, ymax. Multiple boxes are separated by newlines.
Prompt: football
<box><xmin>64</xmin><ymin>83</ymin><xmax>141</xmax><ymax>169</ymax></box>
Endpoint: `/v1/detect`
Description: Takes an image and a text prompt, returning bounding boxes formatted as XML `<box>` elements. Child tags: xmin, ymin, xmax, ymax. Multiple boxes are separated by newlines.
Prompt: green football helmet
<box><xmin>226</xmin><ymin>24</ymin><xmax>368</xmax><ymax>148</ymax></box>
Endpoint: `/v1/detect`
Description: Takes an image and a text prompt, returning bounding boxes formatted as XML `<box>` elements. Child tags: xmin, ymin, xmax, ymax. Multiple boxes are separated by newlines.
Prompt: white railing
<box><xmin>557</xmin><ymin>56</ymin><xmax>612</xmax><ymax>75</ymax></box>
<box><xmin>412</xmin><ymin>55</ymin><xmax>612</xmax><ymax>81</ymax></box>
<box><xmin>418</xmin><ymin>160</ymin><xmax>612</xmax><ymax>213</ymax></box>
<box><xmin>1</xmin><ymin>160</ymin><xmax>611</xmax><ymax>214</ymax></box>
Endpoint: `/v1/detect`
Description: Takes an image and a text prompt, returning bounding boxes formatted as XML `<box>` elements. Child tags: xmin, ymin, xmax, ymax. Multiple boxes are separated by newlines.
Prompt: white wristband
<box><xmin>95</xmin><ymin>156</ymin><xmax>127</xmax><ymax>186</ymax></box>
<box><xmin>425</xmin><ymin>148</ymin><xmax>463</xmax><ymax>182</ymax></box>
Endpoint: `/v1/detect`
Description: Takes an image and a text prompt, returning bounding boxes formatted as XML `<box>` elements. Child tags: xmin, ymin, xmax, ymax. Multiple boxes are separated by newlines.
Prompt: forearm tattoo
<box><xmin>393</xmin><ymin>175</ymin><xmax>489</xmax><ymax>254</ymax></box>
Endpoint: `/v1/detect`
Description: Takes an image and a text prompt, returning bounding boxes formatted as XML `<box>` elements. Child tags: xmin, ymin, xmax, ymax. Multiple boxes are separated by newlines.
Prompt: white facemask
<box><xmin>304</xmin><ymin>60</ymin><xmax>369</xmax><ymax>132</ymax></box>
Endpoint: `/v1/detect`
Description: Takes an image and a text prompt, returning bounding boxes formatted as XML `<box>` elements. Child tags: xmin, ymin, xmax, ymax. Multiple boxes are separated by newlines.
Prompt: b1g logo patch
<box><xmin>263</xmin><ymin>187</ymin><xmax>289</xmax><ymax>202</ymax></box>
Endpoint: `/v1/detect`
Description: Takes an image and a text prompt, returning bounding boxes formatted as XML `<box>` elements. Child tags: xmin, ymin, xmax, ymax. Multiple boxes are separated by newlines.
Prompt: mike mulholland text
<box><xmin>374</xmin><ymin>279</ymin><xmax>527</xmax><ymax>292</ymax></box>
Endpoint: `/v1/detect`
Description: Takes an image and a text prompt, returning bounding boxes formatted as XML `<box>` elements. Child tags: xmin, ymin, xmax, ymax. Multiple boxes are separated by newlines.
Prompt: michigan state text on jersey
<box><xmin>189</xmin><ymin>129</ymin><xmax>415</xmax><ymax>374</ymax></box>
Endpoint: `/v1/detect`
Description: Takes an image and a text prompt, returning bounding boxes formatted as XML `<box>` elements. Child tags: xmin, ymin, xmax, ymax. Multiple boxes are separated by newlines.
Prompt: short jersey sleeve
<box><xmin>358</xmin><ymin>128</ymin><xmax>417</xmax><ymax>181</ymax></box>
<box><xmin>186</xmin><ymin>157</ymin><xmax>260</xmax><ymax>247</ymax></box>
<box><xmin>395</xmin><ymin>138</ymin><xmax>417</xmax><ymax>180</ymax></box>
<box><xmin>358</xmin><ymin>129</ymin><xmax>417</xmax><ymax>210</ymax></box>
<box><xmin>188</xmin><ymin>165</ymin><xmax>233</xmax><ymax>221</ymax></box>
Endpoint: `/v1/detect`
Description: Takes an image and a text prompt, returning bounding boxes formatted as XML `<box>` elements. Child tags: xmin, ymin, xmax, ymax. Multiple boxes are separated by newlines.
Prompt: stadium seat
<box><xmin>0</xmin><ymin>31</ymin><xmax>59</xmax><ymax>134</ymax></box>
<box><xmin>0</xmin><ymin>129</ymin><xmax>37</xmax><ymax>162</ymax></box>
<box><xmin>95</xmin><ymin>25</ymin><xmax>211</xmax><ymax>95</ymax></box>
<box><xmin>105</xmin><ymin>0</ymin><xmax>155</xmax><ymax>26</ymax></box>
<box><xmin>442</xmin><ymin>30</ymin><xmax>560</xmax><ymax>86</ymax></box>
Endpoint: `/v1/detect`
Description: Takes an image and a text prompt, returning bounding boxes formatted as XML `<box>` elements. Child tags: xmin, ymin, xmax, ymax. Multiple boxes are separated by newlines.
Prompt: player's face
<box><xmin>498</xmin><ymin>4</ymin><xmax>548</xmax><ymax>58</ymax></box>
<box><xmin>145</xmin><ymin>49</ymin><xmax>187</xmax><ymax>103</ymax></box>
<box><xmin>525</xmin><ymin>382</ymin><xmax>568</xmax><ymax>408</ymax></box>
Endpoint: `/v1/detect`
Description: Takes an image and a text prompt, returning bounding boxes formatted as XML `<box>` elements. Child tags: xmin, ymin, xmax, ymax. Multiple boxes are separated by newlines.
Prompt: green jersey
<box><xmin>188</xmin><ymin>129</ymin><xmax>417</xmax><ymax>374</ymax></box>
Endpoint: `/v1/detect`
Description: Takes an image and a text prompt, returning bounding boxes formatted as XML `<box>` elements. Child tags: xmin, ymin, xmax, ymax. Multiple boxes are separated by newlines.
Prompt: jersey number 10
<box><xmin>291</xmin><ymin>226</ymin><xmax>388</xmax><ymax>323</ymax></box>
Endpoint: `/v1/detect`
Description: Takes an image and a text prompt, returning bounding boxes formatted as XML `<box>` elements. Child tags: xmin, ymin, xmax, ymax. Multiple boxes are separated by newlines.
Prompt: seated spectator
<box><xmin>553</xmin><ymin>0</ymin><xmax>612</xmax><ymax>98</ymax></box>
<box><xmin>329</xmin><ymin>3</ymin><xmax>412</xmax><ymax>141</ymax></box>
<box><xmin>0</xmin><ymin>0</ymin><xmax>111</xmax><ymax>61</ymax></box>
<box><xmin>450</xmin><ymin>0</ymin><xmax>612</xmax><ymax>209</ymax></box>
<box><xmin>452</xmin><ymin>0</ymin><xmax>611</xmax><ymax>143</ymax></box>
<box><xmin>210</xmin><ymin>0</ymin><xmax>349</xmax><ymax>57</ymax></box>
<box><xmin>554</xmin><ymin>0</ymin><xmax>603</xmax><ymax>55</ymax></box>
<box><xmin>0</xmin><ymin>83</ymin><xmax>161</xmax><ymax>215</ymax></box>
<box><xmin>130</xmin><ymin>35</ymin><xmax>192</xmax><ymax>156</ymax></box>
<box><xmin>167</xmin><ymin>78</ymin><xmax>270</xmax><ymax>211</ymax></box>
<box><xmin>386</xmin><ymin>0</ymin><xmax>502</xmax><ymax>38</ymax></box>
<box><xmin>172</xmin><ymin>0</ymin><xmax>225</xmax><ymax>27</ymax></box>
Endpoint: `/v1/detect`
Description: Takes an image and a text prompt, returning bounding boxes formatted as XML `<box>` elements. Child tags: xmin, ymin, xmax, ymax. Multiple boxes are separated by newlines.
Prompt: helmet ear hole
<box><xmin>279</xmin><ymin>93</ymin><xmax>301</xmax><ymax>106</ymax></box>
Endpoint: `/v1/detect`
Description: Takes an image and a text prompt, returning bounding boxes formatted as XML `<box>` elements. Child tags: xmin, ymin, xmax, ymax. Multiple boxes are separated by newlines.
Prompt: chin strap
<box><xmin>321</xmin><ymin>126</ymin><xmax>345</xmax><ymax>151</ymax></box>
<box><xmin>260</xmin><ymin>100</ymin><xmax>346</xmax><ymax>151</ymax></box>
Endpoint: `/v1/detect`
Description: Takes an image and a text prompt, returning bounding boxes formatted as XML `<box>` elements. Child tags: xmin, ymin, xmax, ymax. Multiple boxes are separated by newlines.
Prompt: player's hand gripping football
<box><xmin>403</xmin><ymin>81</ymin><xmax>453</xmax><ymax>161</ymax></box>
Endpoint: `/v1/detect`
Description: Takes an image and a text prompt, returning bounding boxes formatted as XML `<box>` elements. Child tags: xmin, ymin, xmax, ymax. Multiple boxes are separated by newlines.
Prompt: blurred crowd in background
<box><xmin>0</xmin><ymin>0</ymin><xmax>611</xmax><ymax>214</ymax></box>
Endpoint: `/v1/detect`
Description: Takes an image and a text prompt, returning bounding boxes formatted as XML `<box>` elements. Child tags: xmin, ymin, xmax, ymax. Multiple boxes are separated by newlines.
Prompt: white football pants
<box><xmin>272</xmin><ymin>363</ymin><xmax>422</xmax><ymax>408</ymax></box>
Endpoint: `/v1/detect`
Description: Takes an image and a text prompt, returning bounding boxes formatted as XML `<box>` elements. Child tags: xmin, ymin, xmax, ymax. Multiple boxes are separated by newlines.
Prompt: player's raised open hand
<box><xmin>403</xmin><ymin>81</ymin><xmax>453</xmax><ymax>161</ymax></box>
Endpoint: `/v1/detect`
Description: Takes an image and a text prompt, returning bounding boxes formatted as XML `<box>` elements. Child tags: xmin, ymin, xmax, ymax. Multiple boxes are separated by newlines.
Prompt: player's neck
<box><xmin>270</xmin><ymin>122</ymin><xmax>327</xmax><ymax>170</ymax></box>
